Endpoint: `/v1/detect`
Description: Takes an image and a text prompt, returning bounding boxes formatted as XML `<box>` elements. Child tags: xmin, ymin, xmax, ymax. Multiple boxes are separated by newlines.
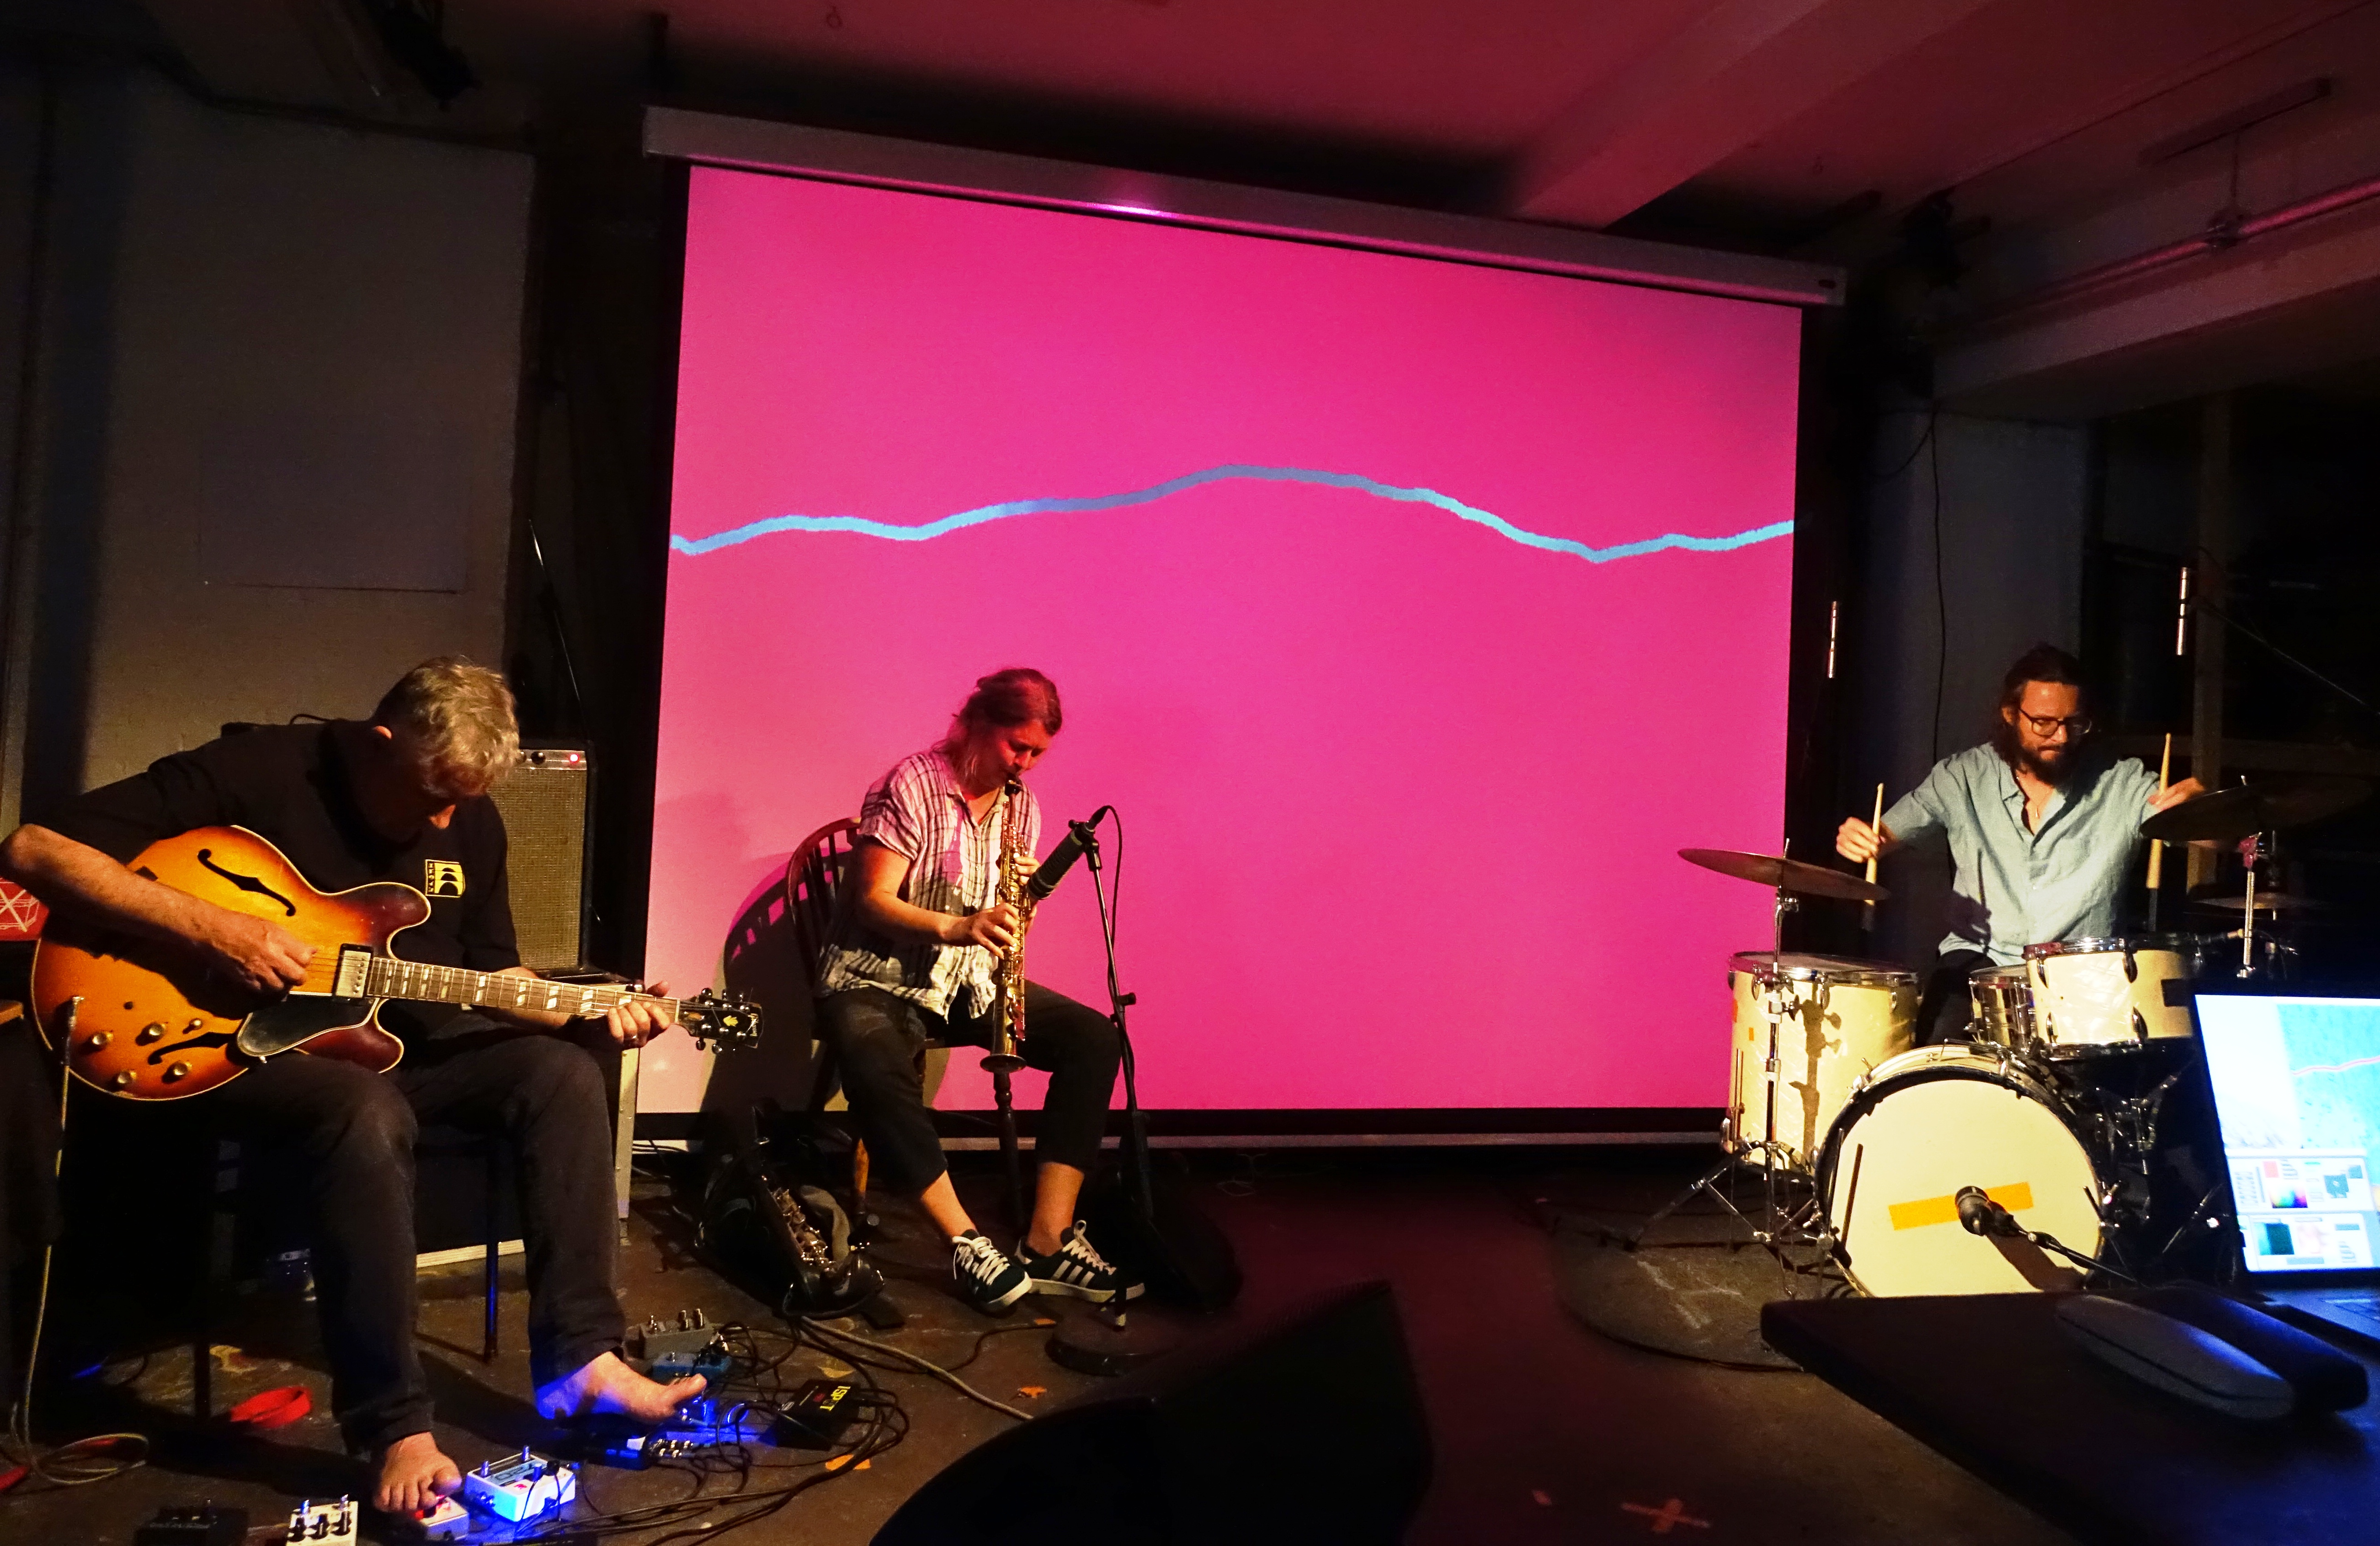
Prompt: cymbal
<box><xmin>2140</xmin><ymin>774</ymin><xmax>2372</xmax><ymax>842</ymax></box>
<box><xmin>2193</xmin><ymin>893</ymin><xmax>2327</xmax><ymax>914</ymax></box>
<box><xmin>1678</xmin><ymin>848</ymin><xmax>1888</xmax><ymax>904</ymax></box>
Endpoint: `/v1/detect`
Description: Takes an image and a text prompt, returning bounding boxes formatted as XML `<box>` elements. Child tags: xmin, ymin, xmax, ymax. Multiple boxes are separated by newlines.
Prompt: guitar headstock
<box><xmin>678</xmin><ymin>988</ymin><xmax>762</xmax><ymax>1052</ymax></box>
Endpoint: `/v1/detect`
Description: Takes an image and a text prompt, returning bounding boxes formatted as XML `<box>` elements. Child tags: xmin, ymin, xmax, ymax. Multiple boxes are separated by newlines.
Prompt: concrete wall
<box><xmin>1848</xmin><ymin>408</ymin><xmax>2091</xmax><ymax>967</ymax></box>
<box><xmin>0</xmin><ymin>64</ymin><xmax>529</xmax><ymax>820</ymax></box>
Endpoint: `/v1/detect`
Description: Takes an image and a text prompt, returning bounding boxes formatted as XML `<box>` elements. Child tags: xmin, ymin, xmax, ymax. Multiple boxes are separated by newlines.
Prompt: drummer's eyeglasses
<box><xmin>2017</xmin><ymin>711</ymin><xmax>2092</xmax><ymax>738</ymax></box>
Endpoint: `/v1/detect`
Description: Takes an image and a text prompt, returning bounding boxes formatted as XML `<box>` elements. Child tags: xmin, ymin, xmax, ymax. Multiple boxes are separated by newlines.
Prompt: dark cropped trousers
<box><xmin>206</xmin><ymin>1026</ymin><xmax>624</xmax><ymax>1453</ymax></box>
<box><xmin>817</xmin><ymin>982</ymin><xmax>1121</xmax><ymax>1196</ymax></box>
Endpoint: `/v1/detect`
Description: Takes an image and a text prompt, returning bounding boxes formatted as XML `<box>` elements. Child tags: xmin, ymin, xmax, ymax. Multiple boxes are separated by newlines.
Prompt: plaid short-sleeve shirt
<box><xmin>817</xmin><ymin>748</ymin><xmax>1041</xmax><ymax>1019</ymax></box>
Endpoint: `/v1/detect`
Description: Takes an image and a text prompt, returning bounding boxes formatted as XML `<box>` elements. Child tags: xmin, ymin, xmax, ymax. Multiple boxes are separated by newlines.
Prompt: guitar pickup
<box><xmin>333</xmin><ymin>946</ymin><xmax>375</xmax><ymax>998</ymax></box>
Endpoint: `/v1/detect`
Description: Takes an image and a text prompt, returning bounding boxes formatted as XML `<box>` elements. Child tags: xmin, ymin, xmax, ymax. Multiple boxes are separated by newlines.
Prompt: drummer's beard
<box><xmin>1994</xmin><ymin>720</ymin><xmax>2073</xmax><ymax>785</ymax></box>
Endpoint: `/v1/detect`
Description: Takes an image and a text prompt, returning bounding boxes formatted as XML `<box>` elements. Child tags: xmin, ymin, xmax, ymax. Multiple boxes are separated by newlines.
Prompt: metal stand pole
<box><xmin>983</xmin><ymin>1061</ymin><xmax>1028</xmax><ymax>1239</ymax></box>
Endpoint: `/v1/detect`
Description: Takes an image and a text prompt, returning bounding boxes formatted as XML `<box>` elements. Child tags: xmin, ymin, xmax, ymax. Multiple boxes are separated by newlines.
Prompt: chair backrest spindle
<box><xmin>785</xmin><ymin>818</ymin><xmax>860</xmax><ymax>994</ymax></box>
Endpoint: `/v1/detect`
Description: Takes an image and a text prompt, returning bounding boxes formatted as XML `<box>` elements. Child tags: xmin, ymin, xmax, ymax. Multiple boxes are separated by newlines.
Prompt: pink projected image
<box><xmin>644</xmin><ymin>166</ymin><xmax>1800</xmax><ymax>1115</ymax></box>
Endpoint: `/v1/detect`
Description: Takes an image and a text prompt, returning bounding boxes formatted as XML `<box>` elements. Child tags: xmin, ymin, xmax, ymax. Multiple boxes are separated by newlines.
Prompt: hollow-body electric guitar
<box><xmin>31</xmin><ymin>826</ymin><xmax>760</xmax><ymax>1101</ymax></box>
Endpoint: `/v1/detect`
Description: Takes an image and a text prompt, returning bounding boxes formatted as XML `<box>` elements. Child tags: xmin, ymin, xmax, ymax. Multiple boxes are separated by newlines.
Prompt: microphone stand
<box><xmin>1079</xmin><ymin>815</ymin><xmax>1154</xmax><ymax>1220</ymax></box>
<box><xmin>1047</xmin><ymin>809</ymin><xmax>1182</xmax><ymax>1375</ymax></box>
<box><xmin>1961</xmin><ymin>1191</ymin><xmax>2141</xmax><ymax>1285</ymax></box>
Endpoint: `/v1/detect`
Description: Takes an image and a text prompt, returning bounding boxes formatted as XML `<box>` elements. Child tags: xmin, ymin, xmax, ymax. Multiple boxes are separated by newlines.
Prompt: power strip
<box><xmin>462</xmin><ymin>1448</ymin><xmax>579</xmax><ymax>1525</ymax></box>
<box><xmin>282</xmin><ymin>1497</ymin><xmax>357</xmax><ymax>1543</ymax></box>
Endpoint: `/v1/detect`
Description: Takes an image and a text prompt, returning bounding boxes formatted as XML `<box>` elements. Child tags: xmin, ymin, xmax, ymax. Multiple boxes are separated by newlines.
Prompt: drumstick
<box><xmin>2146</xmin><ymin>733</ymin><xmax>2170</xmax><ymax>926</ymax></box>
<box><xmin>1863</xmin><ymin>782</ymin><xmax>1883</xmax><ymax>930</ymax></box>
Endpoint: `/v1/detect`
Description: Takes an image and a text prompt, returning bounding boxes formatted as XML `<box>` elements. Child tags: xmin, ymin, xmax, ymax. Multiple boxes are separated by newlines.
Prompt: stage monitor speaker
<box><xmin>871</xmin><ymin>1279</ymin><xmax>1431</xmax><ymax>1546</ymax></box>
<box><xmin>488</xmin><ymin>744</ymin><xmax>592</xmax><ymax>971</ymax></box>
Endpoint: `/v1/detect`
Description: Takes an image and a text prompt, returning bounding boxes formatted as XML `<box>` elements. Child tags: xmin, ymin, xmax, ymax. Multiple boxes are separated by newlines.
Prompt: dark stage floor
<box><xmin>5</xmin><ymin>1146</ymin><xmax>2074</xmax><ymax>1543</ymax></box>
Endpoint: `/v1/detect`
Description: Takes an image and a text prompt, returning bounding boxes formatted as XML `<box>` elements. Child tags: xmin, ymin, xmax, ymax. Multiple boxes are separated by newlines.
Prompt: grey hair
<box><xmin>372</xmin><ymin>657</ymin><xmax>519</xmax><ymax>797</ymax></box>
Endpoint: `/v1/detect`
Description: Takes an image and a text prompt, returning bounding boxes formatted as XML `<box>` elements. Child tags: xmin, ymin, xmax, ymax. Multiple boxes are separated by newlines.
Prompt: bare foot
<box><xmin>375</xmin><ymin>1431</ymin><xmax>462</xmax><ymax>1515</ymax></box>
<box><xmin>534</xmin><ymin>1350</ymin><xmax>704</xmax><ymax>1423</ymax></box>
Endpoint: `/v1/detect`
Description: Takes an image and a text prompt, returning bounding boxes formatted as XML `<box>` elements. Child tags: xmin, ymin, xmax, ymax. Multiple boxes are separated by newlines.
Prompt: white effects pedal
<box><xmin>284</xmin><ymin>1497</ymin><xmax>358</xmax><ymax>1543</ymax></box>
<box><xmin>462</xmin><ymin>1446</ymin><xmax>580</xmax><ymax>1524</ymax></box>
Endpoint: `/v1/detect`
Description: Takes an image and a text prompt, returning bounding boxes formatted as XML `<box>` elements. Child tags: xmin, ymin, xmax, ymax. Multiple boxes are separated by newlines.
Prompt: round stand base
<box><xmin>1045</xmin><ymin>1303</ymin><xmax>1187</xmax><ymax>1377</ymax></box>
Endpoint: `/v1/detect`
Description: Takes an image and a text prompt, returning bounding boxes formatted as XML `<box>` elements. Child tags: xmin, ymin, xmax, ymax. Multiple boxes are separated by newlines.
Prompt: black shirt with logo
<box><xmin>47</xmin><ymin>722</ymin><xmax>518</xmax><ymax>1044</ymax></box>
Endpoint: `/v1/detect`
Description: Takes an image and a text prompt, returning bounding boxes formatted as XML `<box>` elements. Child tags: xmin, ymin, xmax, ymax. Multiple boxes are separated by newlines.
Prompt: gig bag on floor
<box><xmin>696</xmin><ymin>1104</ymin><xmax>882</xmax><ymax>1317</ymax></box>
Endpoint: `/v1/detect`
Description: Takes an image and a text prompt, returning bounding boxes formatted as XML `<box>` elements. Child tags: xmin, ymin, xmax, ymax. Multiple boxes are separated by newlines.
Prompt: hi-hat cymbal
<box><xmin>2193</xmin><ymin>893</ymin><xmax>2328</xmax><ymax>914</ymax></box>
<box><xmin>2140</xmin><ymin>774</ymin><xmax>2372</xmax><ymax>843</ymax></box>
<box><xmin>1678</xmin><ymin>848</ymin><xmax>1888</xmax><ymax>904</ymax></box>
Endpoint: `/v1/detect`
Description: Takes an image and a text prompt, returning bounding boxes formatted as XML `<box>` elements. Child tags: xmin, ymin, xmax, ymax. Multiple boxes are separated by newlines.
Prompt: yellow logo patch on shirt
<box><xmin>424</xmin><ymin>860</ymin><xmax>466</xmax><ymax>898</ymax></box>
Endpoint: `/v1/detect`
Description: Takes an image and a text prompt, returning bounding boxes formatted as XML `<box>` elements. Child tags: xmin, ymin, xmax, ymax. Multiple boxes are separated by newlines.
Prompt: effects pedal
<box><xmin>399</xmin><ymin>1496</ymin><xmax>470</xmax><ymax>1541</ymax></box>
<box><xmin>283</xmin><ymin>1497</ymin><xmax>357</xmax><ymax>1543</ymax></box>
<box><xmin>627</xmin><ymin>1309</ymin><xmax>735</xmax><ymax>1383</ymax></box>
<box><xmin>462</xmin><ymin>1447</ymin><xmax>579</xmax><ymax>1524</ymax></box>
<box><xmin>773</xmin><ymin>1378</ymin><xmax>862</xmax><ymax>1448</ymax></box>
<box><xmin>133</xmin><ymin>1505</ymin><xmax>247</xmax><ymax>1546</ymax></box>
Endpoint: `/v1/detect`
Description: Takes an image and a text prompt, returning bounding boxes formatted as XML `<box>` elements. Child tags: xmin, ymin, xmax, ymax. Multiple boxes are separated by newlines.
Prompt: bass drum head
<box><xmin>1819</xmin><ymin>1048</ymin><xmax>2103</xmax><ymax>1297</ymax></box>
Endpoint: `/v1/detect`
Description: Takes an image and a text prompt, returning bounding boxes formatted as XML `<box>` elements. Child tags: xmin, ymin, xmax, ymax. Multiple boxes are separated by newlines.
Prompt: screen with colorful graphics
<box><xmin>2200</xmin><ymin>994</ymin><xmax>2380</xmax><ymax>1275</ymax></box>
<box><xmin>641</xmin><ymin>164</ymin><xmax>1802</xmax><ymax>1117</ymax></box>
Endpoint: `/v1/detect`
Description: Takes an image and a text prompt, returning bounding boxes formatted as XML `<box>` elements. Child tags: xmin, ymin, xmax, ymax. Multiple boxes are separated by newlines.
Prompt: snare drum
<box><xmin>1725</xmin><ymin>953</ymin><xmax>1917</xmax><ymax>1171</ymax></box>
<box><xmin>1967</xmin><ymin>964</ymin><xmax>2033</xmax><ymax>1049</ymax></box>
<box><xmin>1817</xmin><ymin>1044</ymin><xmax>2107</xmax><ymax>1296</ymax></box>
<box><xmin>2023</xmin><ymin>937</ymin><xmax>2198</xmax><ymax>1059</ymax></box>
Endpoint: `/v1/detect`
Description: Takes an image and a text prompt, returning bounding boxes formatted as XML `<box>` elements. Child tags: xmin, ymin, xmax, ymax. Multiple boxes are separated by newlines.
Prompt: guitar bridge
<box><xmin>333</xmin><ymin>944</ymin><xmax>375</xmax><ymax>998</ymax></box>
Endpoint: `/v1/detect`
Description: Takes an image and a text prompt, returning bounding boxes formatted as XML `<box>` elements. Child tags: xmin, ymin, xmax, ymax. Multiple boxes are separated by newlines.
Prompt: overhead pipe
<box><xmin>1968</xmin><ymin>169</ymin><xmax>2380</xmax><ymax>325</ymax></box>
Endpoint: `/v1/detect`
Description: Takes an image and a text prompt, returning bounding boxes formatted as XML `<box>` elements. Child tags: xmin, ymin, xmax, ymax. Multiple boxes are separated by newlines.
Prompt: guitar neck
<box><xmin>360</xmin><ymin>957</ymin><xmax>672</xmax><ymax>1020</ymax></box>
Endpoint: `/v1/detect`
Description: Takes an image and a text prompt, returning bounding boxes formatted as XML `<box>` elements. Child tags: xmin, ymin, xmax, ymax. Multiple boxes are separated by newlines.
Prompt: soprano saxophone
<box><xmin>983</xmin><ymin>779</ymin><xmax>1036</xmax><ymax>1075</ymax></box>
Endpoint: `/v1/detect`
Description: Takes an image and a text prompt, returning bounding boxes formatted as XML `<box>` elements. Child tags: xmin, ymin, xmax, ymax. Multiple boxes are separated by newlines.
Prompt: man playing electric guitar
<box><xmin>0</xmin><ymin>659</ymin><xmax>697</xmax><ymax>1514</ymax></box>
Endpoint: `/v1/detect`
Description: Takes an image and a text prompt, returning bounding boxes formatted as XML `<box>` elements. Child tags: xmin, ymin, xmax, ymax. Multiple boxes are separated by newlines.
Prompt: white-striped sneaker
<box><xmin>952</xmin><ymin>1230</ymin><xmax>1032</xmax><ymax>1315</ymax></box>
<box><xmin>1020</xmin><ymin>1221</ymin><xmax>1145</xmax><ymax>1302</ymax></box>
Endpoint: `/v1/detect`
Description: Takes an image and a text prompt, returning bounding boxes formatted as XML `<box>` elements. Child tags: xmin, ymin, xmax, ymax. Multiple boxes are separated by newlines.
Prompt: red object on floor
<box><xmin>0</xmin><ymin>1462</ymin><xmax>28</xmax><ymax>1493</ymax></box>
<box><xmin>226</xmin><ymin>1386</ymin><xmax>312</xmax><ymax>1429</ymax></box>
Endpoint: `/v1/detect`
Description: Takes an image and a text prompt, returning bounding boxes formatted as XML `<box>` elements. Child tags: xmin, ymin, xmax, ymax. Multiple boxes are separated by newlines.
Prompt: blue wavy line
<box><xmin>669</xmin><ymin>464</ymin><xmax>1793</xmax><ymax>563</ymax></box>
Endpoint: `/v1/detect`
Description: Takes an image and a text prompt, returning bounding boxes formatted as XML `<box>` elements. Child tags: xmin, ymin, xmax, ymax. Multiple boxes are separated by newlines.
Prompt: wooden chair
<box><xmin>780</xmin><ymin>818</ymin><xmax>952</xmax><ymax>1221</ymax></box>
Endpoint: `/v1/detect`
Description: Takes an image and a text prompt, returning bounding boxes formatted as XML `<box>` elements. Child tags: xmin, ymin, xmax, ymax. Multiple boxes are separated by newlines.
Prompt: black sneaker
<box><xmin>951</xmin><ymin>1230</ymin><xmax>1031</xmax><ymax>1315</ymax></box>
<box><xmin>1020</xmin><ymin>1222</ymin><xmax>1145</xmax><ymax>1302</ymax></box>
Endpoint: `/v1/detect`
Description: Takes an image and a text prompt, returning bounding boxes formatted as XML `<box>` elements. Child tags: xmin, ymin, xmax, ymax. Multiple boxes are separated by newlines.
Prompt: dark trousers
<box><xmin>818</xmin><ymin>983</ymin><xmax>1120</xmax><ymax>1197</ymax></box>
<box><xmin>1917</xmin><ymin>949</ymin><xmax>1992</xmax><ymax>1045</ymax></box>
<box><xmin>207</xmin><ymin>1026</ymin><xmax>623</xmax><ymax>1453</ymax></box>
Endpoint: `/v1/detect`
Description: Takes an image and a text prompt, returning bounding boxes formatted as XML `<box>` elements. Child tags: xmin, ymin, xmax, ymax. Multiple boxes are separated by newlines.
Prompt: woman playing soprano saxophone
<box><xmin>815</xmin><ymin>669</ymin><xmax>1142</xmax><ymax>1314</ymax></box>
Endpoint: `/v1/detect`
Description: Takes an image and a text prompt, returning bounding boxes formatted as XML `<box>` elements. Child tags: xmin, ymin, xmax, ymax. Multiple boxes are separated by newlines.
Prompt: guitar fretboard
<box><xmin>362</xmin><ymin>957</ymin><xmax>674</xmax><ymax>1020</ymax></box>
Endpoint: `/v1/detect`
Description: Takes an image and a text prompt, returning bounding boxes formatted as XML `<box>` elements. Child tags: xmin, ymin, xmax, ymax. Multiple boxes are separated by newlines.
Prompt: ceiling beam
<box><xmin>1507</xmin><ymin>0</ymin><xmax>1998</xmax><ymax>229</ymax></box>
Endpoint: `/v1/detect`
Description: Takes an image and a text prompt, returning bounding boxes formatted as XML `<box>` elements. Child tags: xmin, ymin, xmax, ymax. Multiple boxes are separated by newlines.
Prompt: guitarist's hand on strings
<box><xmin>197</xmin><ymin>906</ymin><xmax>315</xmax><ymax>993</ymax></box>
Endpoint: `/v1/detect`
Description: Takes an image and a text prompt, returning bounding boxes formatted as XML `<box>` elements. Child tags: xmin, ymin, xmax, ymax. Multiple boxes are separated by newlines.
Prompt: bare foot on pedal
<box><xmin>534</xmin><ymin>1350</ymin><xmax>704</xmax><ymax>1423</ymax></box>
<box><xmin>375</xmin><ymin>1431</ymin><xmax>462</xmax><ymax>1514</ymax></box>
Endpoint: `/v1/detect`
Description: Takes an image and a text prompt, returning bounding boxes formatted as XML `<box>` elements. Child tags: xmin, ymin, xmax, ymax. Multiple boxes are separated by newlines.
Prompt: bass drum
<box><xmin>1724</xmin><ymin>953</ymin><xmax>1917</xmax><ymax>1171</ymax></box>
<box><xmin>1817</xmin><ymin>1045</ymin><xmax>2106</xmax><ymax>1297</ymax></box>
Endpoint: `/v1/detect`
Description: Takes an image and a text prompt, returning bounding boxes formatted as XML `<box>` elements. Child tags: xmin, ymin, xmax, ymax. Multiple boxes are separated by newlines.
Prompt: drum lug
<box><xmin>2131</xmin><ymin>1008</ymin><xmax>2149</xmax><ymax>1044</ymax></box>
<box><xmin>2123</xmin><ymin>950</ymin><xmax>2138</xmax><ymax>984</ymax></box>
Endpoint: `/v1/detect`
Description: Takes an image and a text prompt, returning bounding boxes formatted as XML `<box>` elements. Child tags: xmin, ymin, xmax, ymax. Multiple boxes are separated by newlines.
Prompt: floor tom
<box><xmin>1725</xmin><ymin>953</ymin><xmax>1917</xmax><ymax>1171</ymax></box>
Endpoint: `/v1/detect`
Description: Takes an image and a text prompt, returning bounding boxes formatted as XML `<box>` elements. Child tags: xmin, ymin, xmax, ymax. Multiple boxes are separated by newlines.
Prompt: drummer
<box><xmin>1836</xmin><ymin>644</ymin><xmax>2204</xmax><ymax>1045</ymax></box>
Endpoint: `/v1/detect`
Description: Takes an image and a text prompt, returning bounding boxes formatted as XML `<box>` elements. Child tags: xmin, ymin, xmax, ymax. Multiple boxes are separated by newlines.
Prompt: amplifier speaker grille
<box><xmin>488</xmin><ymin>745</ymin><xmax>592</xmax><ymax>971</ymax></box>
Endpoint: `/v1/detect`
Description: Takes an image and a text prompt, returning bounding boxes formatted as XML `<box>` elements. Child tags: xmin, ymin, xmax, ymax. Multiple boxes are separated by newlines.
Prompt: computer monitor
<box><xmin>2196</xmin><ymin>992</ymin><xmax>2380</xmax><ymax>1278</ymax></box>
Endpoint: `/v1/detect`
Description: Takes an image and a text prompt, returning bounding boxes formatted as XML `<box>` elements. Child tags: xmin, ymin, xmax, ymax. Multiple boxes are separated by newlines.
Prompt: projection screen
<box><xmin>643</xmin><ymin>137</ymin><xmax>1809</xmax><ymax>1129</ymax></box>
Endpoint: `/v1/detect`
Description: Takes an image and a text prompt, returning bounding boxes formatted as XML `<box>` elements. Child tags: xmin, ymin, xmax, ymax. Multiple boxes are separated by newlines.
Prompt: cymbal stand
<box><xmin>1631</xmin><ymin>877</ymin><xmax>1832</xmax><ymax>1271</ymax></box>
<box><xmin>2238</xmin><ymin>833</ymin><xmax>2262</xmax><ymax>978</ymax></box>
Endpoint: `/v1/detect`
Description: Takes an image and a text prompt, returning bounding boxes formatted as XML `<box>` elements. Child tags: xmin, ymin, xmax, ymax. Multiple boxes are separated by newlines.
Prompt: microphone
<box><xmin>1956</xmin><ymin>1186</ymin><xmax>2023</xmax><ymax>1238</ymax></box>
<box><xmin>1025</xmin><ymin>818</ymin><xmax>1097</xmax><ymax>901</ymax></box>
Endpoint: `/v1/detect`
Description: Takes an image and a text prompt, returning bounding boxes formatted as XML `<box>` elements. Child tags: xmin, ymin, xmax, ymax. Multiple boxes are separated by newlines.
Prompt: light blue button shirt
<box><xmin>1883</xmin><ymin>741</ymin><xmax>2158</xmax><ymax>965</ymax></box>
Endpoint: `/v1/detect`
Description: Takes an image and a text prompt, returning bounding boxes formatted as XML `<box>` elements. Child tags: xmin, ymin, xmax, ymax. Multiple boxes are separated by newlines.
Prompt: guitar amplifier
<box><xmin>489</xmin><ymin>745</ymin><xmax>593</xmax><ymax>972</ymax></box>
